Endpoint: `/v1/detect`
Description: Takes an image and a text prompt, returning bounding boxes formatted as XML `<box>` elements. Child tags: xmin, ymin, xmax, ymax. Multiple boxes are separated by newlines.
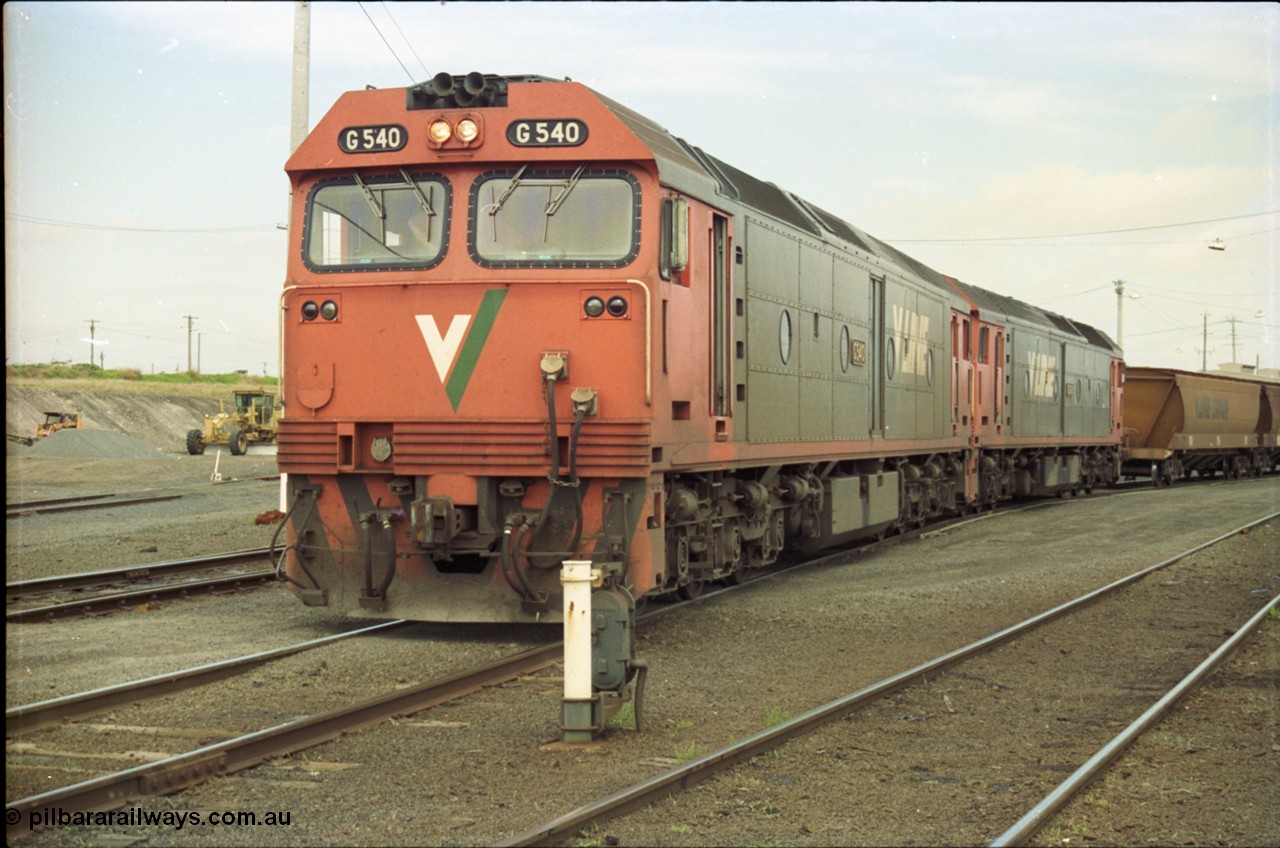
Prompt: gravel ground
<box><xmin>5</xmin><ymin>454</ymin><xmax>1278</xmax><ymax>847</ymax></box>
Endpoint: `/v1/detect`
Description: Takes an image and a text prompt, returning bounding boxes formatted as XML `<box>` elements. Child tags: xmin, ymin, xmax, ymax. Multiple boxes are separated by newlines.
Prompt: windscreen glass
<box><xmin>470</xmin><ymin>168</ymin><xmax>639</xmax><ymax>268</ymax></box>
<box><xmin>304</xmin><ymin>174</ymin><xmax>449</xmax><ymax>270</ymax></box>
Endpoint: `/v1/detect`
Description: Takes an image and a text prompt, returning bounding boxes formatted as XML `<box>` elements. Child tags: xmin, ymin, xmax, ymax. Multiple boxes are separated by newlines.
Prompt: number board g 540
<box><xmin>506</xmin><ymin>119</ymin><xmax>588</xmax><ymax>147</ymax></box>
<box><xmin>339</xmin><ymin>125</ymin><xmax>408</xmax><ymax>153</ymax></box>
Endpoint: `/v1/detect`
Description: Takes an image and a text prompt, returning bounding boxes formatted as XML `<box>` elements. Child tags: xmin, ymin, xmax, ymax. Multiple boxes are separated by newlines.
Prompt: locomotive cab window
<box><xmin>470</xmin><ymin>167</ymin><xmax>640</xmax><ymax>268</ymax></box>
<box><xmin>304</xmin><ymin>172</ymin><xmax>449</xmax><ymax>271</ymax></box>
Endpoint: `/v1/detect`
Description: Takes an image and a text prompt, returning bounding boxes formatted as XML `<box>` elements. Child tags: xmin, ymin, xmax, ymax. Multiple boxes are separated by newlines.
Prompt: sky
<box><xmin>4</xmin><ymin>1</ymin><xmax>1276</xmax><ymax>376</ymax></box>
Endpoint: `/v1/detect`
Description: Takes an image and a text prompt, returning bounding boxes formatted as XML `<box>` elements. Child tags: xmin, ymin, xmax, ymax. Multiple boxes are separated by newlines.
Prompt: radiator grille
<box><xmin>278</xmin><ymin>418</ymin><xmax>651</xmax><ymax>476</ymax></box>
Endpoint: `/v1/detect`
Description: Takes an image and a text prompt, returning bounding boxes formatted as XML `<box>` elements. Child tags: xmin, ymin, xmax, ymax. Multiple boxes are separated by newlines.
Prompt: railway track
<box><xmin>6</xmin><ymin>512</ymin><xmax>1273</xmax><ymax>843</ymax></box>
<box><xmin>4</xmin><ymin>638</ymin><xmax>564</xmax><ymax>841</ymax></box>
<box><xmin>5</xmin><ymin>547</ymin><xmax>277</xmax><ymax>623</ymax></box>
<box><xmin>5</xmin><ymin>475</ymin><xmax>279</xmax><ymax>520</ymax></box>
<box><xmin>5</xmin><ymin>619</ymin><xmax>408</xmax><ymax>736</ymax></box>
<box><xmin>498</xmin><ymin>512</ymin><xmax>1278</xmax><ymax>846</ymax></box>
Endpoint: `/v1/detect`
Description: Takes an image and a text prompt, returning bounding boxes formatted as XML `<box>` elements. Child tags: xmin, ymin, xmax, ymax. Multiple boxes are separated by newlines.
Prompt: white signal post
<box><xmin>561</xmin><ymin>560</ymin><xmax>601</xmax><ymax>743</ymax></box>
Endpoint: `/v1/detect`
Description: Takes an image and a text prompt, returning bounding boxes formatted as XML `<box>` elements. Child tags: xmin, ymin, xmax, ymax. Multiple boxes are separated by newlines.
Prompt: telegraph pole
<box><xmin>183</xmin><ymin>315</ymin><xmax>198</xmax><ymax>373</ymax></box>
<box><xmin>1226</xmin><ymin>316</ymin><xmax>1239</xmax><ymax>364</ymax></box>
<box><xmin>84</xmin><ymin>319</ymin><xmax>97</xmax><ymax>365</ymax></box>
<box><xmin>1113</xmin><ymin>280</ymin><xmax>1126</xmax><ymax>349</ymax></box>
<box><xmin>1201</xmin><ymin>313</ymin><xmax>1210</xmax><ymax>371</ymax></box>
<box><xmin>291</xmin><ymin>2</ymin><xmax>311</xmax><ymax>157</ymax></box>
<box><xmin>197</xmin><ymin>331</ymin><xmax>204</xmax><ymax>375</ymax></box>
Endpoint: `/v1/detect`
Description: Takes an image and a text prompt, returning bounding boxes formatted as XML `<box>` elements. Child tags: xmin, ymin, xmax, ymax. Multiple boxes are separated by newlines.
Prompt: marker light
<box><xmin>320</xmin><ymin>300</ymin><xmax>339</xmax><ymax>321</ymax></box>
<box><xmin>606</xmin><ymin>296</ymin><xmax>628</xmax><ymax>317</ymax></box>
<box><xmin>428</xmin><ymin>120</ymin><xmax>453</xmax><ymax>144</ymax></box>
<box><xmin>301</xmin><ymin>301</ymin><xmax>320</xmax><ymax>321</ymax></box>
<box><xmin>584</xmin><ymin>296</ymin><xmax>606</xmax><ymax>318</ymax></box>
<box><xmin>456</xmin><ymin>118</ymin><xmax>480</xmax><ymax>143</ymax></box>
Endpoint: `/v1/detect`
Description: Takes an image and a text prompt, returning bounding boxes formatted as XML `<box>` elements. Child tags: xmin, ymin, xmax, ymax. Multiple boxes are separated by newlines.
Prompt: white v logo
<box><xmin>416</xmin><ymin>314</ymin><xmax>472</xmax><ymax>382</ymax></box>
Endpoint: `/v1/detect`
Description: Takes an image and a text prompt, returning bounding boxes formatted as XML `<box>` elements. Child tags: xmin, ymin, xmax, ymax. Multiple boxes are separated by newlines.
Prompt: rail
<box><xmin>990</xmin><ymin>590</ymin><xmax>1280</xmax><ymax>847</ymax></box>
<box><xmin>6</xmin><ymin>620</ymin><xmax>408</xmax><ymax>735</ymax></box>
<box><xmin>498</xmin><ymin>511</ymin><xmax>1279</xmax><ymax>846</ymax></box>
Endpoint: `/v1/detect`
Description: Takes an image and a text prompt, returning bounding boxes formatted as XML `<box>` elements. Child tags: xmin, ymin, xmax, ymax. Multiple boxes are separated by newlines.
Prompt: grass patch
<box><xmin>8</xmin><ymin>363</ymin><xmax>277</xmax><ymax>398</ymax></box>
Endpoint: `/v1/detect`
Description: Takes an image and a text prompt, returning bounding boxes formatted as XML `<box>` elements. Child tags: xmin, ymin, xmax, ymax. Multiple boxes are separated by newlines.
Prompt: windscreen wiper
<box><xmin>487</xmin><ymin>164</ymin><xmax>529</xmax><ymax>217</ymax></box>
<box><xmin>351</xmin><ymin>172</ymin><xmax>384</xmax><ymax>220</ymax></box>
<box><xmin>544</xmin><ymin>164</ymin><xmax>585</xmax><ymax>217</ymax></box>
<box><xmin>399</xmin><ymin>168</ymin><xmax>435</xmax><ymax>220</ymax></box>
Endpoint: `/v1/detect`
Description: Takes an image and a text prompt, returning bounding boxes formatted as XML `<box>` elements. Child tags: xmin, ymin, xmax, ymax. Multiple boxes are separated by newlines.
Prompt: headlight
<box><xmin>428</xmin><ymin>120</ymin><xmax>452</xmax><ymax>144</ymax></box>
<box><xmin>584</xmin><ymin>296</ymin><xmax>605</xmax><ymax>318</ymax></box>
<box><xmin>456</xmin><ymin>118</ymin><xmax>479</xmax><ymax>143</ymax></box>
<box><xmin>301</xmin><ymin>301</ymin><xmax>320</xmax><ymax>321</ymax></box>
<box><xmin>606</xmin><ymin>296</ymin><xmax>628</xmax><ymax>317</ymax></box>
<box><xmin>320</xmin><ymin>300</ymin><xmax>339</xmax><ymax>321</ymax></box>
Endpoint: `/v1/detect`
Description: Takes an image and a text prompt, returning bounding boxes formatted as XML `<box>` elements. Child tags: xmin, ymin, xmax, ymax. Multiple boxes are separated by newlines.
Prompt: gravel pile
<box><xmin>25</xmin><ymin>428</ymin><xmax>166</xmax><ymax>459</ymax></box>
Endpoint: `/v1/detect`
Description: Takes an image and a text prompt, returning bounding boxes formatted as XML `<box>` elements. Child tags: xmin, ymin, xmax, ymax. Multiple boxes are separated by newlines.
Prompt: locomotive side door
<box><xmin>950</xmin><ymin>310</ymin><xmax>969</xmax><ymax>437</ymax></box>
<box><xmin>1059</xmin><ymin>341</ymin><xmax>1068</xmax><ymax>436</ymax></box>
<box><xmin>973</xmin><ymin>319</ymin><xmax>1002</xmax><ymax>439</ymax></box>
<box><xmin>711</xmin><ymin>213</ymin><xmax>731</xmax><ymax>426</ymax></box>
<box><xmin>871</xmin><ymin>275</ymin><xmax>886</xmax><ymax>437</ymax></box>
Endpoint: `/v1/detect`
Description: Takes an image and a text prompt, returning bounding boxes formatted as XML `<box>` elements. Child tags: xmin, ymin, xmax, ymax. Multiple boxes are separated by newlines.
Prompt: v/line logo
<box><xmin>890</xmin><ymin>305</ymin><xmax>931</xmax><ymax>376</ymax></box>
<box><xmin>415</xmin><ymin>289</ymin><xmax>507</xmax><ymax>411</ymax></box>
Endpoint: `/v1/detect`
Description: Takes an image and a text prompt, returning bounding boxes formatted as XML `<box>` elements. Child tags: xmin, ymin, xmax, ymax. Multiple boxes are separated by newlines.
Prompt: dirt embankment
<box><xmin>6</xmin><ymin>384</ymin><xmax>232</xmax><ymax>455</ymax></box>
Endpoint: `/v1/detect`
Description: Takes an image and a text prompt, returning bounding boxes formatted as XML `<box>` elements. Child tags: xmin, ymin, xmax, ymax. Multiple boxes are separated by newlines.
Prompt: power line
<box><xmin>380</xmin><ymin>1</ymin><xmax>430</xmax><ymax>78</ymax></box>
<box><xmin>357</xmin><ymin>1</ymin><xmax>415</xmax><ymax>83</ymax></box>
<box><xmin>6</xmin><ymin>214</ymin><xmax>279</xmax><ymax>234</ymax></box>
<box><xmin>888</xmin><ymin>209</ymin><xmax>1279</xmax><ymax>244</ymax></box>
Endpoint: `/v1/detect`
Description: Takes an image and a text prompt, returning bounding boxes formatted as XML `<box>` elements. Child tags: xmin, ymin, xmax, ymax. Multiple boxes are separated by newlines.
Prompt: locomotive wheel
<box><xmin>227</xmin><ymin>427</ymin><xmax>248</xmax><ymax>456</ymax></box>
<box><xmin>185</xmin><ymin>429</ymin><xmax>206</xmax><ymax>456</ymax></box>
<box><xmin>723</xmin><ymin>528</ymin><xmax>746</xmax><ymax>584</ymax></box>
<box><xmin>677</xmin><ymin>579</ymin><xmax>705</xmax><ymax>601</ymax></box>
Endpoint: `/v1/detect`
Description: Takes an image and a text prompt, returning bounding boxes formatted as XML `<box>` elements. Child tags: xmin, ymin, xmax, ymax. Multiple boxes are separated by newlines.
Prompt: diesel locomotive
<box><xmin>276</xmin><ymin>72</ymin><xmax>1133</xmax><ymax>627</ymax></box>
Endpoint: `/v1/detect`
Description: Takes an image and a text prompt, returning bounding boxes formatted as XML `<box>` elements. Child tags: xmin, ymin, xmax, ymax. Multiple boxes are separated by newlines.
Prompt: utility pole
<box><xmin>84</xmin><ymin>319</ymin><xmax>97</xmax><ymax>365</ymax></box>
<box><xmin>291</xmin><ymin>2</ymin><xmax>311</xmax><ymax>158</ymax></box>
<box><xmin>1113</xmin><ymin>280</ymin><xmax>1126</xmax><ymax>349</ymax></box>
<box><xmin>1226</xmin><ymin>316</ymin><xmax>1239</xmax><ymax>364</ymax></box>
<box><xmin>1201</xmin><ymin>313</ymin><xmax>1210</xmax><ymax>371</ymax></box>
<box><xmin>197</xmin><ymin>331</ymin><xmax>203</xmax><ymax>375</ymax></box>
<box><xmin>183</xmin><ymin>315</ymin><xmax>198</xmax><ymax>373</ymax></box>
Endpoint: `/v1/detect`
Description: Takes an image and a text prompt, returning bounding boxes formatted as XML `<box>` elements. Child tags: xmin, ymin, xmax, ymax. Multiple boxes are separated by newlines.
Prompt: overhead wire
<box><xmin>357</xmin><ymin>1</ymin><xmax>416</xmax><ymax>83</ymax></box>
<box><xmin>887</xmin><ymin>209</ymin><xmax>1279</xmax><ymax>244</ymax></box>
<box><xmin>380</xmin><ymin>1</ymin><xmax>431</xmax><ymax>79</ymax></box>
<box><xmin>6</xmin><ymin>214</ymin><xmax>279</xmax><ymax>234</ymax></box>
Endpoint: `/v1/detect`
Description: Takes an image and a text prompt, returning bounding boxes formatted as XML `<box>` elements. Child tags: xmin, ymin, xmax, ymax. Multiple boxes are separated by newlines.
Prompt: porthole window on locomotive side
<box><xmin>886</xmin><ymin>337</ymin><xmax>896</xmax><ymax>379</ymax></box>
<box><xmin>839</xmin><ymin>325</ymin><xmax>851</xmax><ymax>373</ymax></box>
<box><xmin>926</xmin><ymin>349</ymin><xmax>934</xmax><ymax>386</ymax></box>
<box><xmin>304</xmin><ymin>174</ymin><xmax>449</xmax><ymax>271</ymax></box>
<box><xmin>779</xmin><ymin>309</ymin><xmax>792</xmax><ymax>365</ymax></box>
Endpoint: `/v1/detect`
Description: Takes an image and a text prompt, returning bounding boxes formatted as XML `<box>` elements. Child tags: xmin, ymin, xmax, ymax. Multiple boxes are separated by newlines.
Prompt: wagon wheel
<box><xmin>227</xmin><ymin>427</ymin><xmax>248</xmax><ymax>456</ymax></box>
<box><xmin>185</xmin><ymin>429</ymin><xmax>206</xmax><ymax>456</ymax></box>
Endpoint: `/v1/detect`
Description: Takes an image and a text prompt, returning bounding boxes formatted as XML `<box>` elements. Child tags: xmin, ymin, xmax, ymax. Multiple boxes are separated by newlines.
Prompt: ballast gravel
<box><xmin>5</xmin><ymin>452</ymin><xmax>1278</xmax><ymax>847</ymax></box>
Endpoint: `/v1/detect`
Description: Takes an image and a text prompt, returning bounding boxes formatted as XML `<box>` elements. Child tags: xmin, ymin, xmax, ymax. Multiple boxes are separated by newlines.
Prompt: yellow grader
<box><xmin>186</xmin><ymin>390</ymin><xmax>280</xmax><ymax>456</ymax></box>
<box><xmin>7</xmin><ymin>412</ymin><xmax>82</xmax><ymax>446</ymax></box>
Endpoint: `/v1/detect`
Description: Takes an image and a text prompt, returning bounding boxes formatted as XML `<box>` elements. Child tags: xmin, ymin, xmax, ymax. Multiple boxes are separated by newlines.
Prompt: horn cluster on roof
<box><xmin>407</xmin><ymin>72</ymin><xmax>509</xmax><ymax>110</ymax></box>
